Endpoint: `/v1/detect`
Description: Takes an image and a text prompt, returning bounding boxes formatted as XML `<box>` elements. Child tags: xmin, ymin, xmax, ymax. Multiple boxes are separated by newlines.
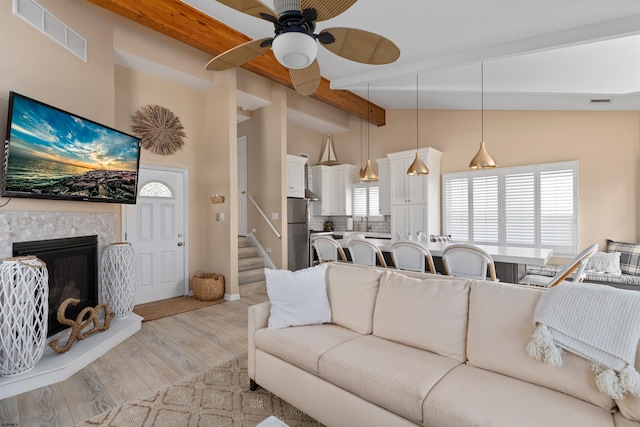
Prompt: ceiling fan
<box><xmin>205</xmin><ymin>0</ymin><xmax>401</xmax><ymax>96</ymax></box>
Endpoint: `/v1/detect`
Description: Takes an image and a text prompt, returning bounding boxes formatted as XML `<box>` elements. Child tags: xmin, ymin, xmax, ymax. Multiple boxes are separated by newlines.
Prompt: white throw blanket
<box><xmin>527</xmin><ymin>282</ymin><xmax>640</xmax><ymax>399</ymax></box>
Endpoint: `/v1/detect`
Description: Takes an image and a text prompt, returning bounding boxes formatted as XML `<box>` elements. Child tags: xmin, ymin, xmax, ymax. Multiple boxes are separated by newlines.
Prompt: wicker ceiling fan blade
<box><xmin>216</xmin><ymin>0</ymin><xmax>277</xmax><ymax>20</ymax></box>
<box><xmin>301</xmin><ymin>0</ymin><xmax>357</xmax><ymax>22</ymax></box>
<box><xmin>205</xmin><ymin>38</ymin><xmax>273</xmax><ymax>71</ymax></box>
<box><xmin>290</xmin><ymin>60</ymin><xmax>321</xmax><ymax>96</ymax></box>
<box><xmin>321</xmin><ymin>27</ymin><xmax>400</xmax><ymax>65</ymax></box>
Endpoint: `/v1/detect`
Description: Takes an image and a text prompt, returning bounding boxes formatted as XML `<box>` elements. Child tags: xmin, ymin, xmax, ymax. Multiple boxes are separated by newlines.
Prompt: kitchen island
<box><xmin>335</xmin><ymin>238</ymin><xmax>553</xmax><ymax>283</ymax></box>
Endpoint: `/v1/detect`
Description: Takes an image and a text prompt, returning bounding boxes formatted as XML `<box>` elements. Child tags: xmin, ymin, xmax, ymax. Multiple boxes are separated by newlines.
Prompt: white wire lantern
<box><xmin>0</xmin><ymin>256</ymin><xmax>49</xmax><ymax>376</ymax></box>
<box><xmin>100</xmin><ymin>242</ymin><xmax>136</xmax><ymax>318</ymax></box>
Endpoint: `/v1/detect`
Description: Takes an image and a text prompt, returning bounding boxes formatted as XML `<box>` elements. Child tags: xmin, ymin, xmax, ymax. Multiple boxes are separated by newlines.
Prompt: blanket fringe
<box><xmin>620</xmin><ymin>364</ymin><xmax>640</xmax><ymax>398</ymax></box>
<box><xmin>592</xmin><ymin>363</ymin><xmax>640</xmax><ymax>399</ymax></box>
<box><xmin>527</xmin><ymin>324</ymin><xmax>563</xmax><ymax>367</ymax></box>
<box><xmin>593</xmin><ymin>363</ymin><xmax>624</xmax><ymax>399</ymax></box>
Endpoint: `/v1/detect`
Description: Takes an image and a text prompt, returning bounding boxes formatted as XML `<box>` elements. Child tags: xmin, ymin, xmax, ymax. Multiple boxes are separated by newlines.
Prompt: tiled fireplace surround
<box><xmin>0</xmin><ymin>211</ymin><xmax>142</xmax><ymax>399</ymax></box>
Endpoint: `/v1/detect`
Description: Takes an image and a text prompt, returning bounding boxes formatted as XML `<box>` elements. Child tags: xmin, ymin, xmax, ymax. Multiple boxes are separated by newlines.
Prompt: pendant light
<box><xmin>469</xmin><ymin>62</ymin><xmax>497</xmax><ymax>170</ymax></box>
<box><xmin>361</xmin><ymin>83</ymin><xmax>379</xmax><ymax>182</ymax></box>
<box><xmin>407</xmin><ymin>74</ymin><xmax>429</xmax><ymax>175</ymax></box>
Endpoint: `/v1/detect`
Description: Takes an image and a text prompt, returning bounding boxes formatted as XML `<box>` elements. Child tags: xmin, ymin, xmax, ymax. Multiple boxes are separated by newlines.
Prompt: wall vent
<box><xmin>590</xmin><ymin>98</ymin><xmax>612</xmax><ymax>104</ymax></box>
<box><xmin>13</xmin><ymin>0</ymin><xmax>87</xmax><ymax>62</ymax></box>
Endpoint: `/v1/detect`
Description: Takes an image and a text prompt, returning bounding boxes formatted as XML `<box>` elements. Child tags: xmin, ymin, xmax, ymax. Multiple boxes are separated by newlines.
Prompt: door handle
<box><xmin>177</xmin><ymin>242</ymin><xmax>184</xmax><ymax>246</ymax></box>
<box><xmin>241</xmin><ymin>191</ymin><xmax>246</xmax><ymax>194</ymax></box>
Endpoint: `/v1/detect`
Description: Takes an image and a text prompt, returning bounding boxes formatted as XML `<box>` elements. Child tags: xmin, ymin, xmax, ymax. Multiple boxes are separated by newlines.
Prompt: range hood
<box><xmin>304</xmin><ymin>163</ymin><xmax>319</xmax><ymax>201</ymax></box>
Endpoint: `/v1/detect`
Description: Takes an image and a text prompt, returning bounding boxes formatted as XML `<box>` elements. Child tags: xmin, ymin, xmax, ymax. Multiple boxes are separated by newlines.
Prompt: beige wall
<box><xmin>327</xmin><ymin>109</ymin><xmax>640</xmax><ymax>251</ymax></box>
<box><xmin>2</xmin><ymin>0</ymin><xmax>639</xmax><ymax>279</ymax></box>
<box><xmin>0</xmin><ymin>0</ymin><xmax>121</xmax><ymax>241</ymax></box>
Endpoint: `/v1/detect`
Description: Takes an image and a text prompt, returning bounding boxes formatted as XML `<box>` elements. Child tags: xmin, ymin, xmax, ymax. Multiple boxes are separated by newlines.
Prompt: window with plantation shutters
<box><xmin>352</xmin><ymin>182</ymin><xmax>382</xmax><ymax>220</ymax></box>
<box><xmin>472</xmin><ymin>175</ymin><xmax>499</xmax><ymax>244</ymax></box>
<box><xmin>443</xmin><ymin>161</ymin><xmax>578</xmax><ymax>256</ymax></box>
<box><xmin>444</xmin><ymin>177</ymin><xmax>469</xmax><ymax>241</ymax></box>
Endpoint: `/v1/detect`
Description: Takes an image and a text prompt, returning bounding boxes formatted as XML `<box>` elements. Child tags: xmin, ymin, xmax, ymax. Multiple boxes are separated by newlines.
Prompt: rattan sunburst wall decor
<box><xmin>131</xmin><ymin>105</ymin><xmax>187</xmax><ymax>155</ymax></box>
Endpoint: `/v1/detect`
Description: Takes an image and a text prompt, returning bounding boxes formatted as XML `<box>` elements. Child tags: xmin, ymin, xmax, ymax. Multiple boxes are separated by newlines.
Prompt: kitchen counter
<box><xmin>332</xmin><ymin>231</ymin><xmax>392</xmax><ymax>239</ymax></box>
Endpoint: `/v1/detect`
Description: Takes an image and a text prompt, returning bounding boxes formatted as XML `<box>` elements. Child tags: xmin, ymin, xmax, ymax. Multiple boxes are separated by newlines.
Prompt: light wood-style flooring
<box><xmin>0</xmin><ymin>289</ymin><xmax>269</xmax><ymax>427</ymax></box>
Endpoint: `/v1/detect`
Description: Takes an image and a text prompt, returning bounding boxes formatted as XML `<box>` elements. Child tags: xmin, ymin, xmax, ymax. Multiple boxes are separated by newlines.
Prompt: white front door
<box><xmin>123</xmin><ymin>166</ymin><xmax>188</xmax><ymax>304</ymax></box>
<box><xmin>238</xmin><ymin>136</ymin><xmax>248</xmax><ymax>236</ymax></box>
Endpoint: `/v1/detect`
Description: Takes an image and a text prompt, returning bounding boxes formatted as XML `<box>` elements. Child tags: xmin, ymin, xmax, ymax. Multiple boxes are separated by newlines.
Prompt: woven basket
<box><xmin>192</xmin><ymin>272</ymin><xmax>224</xmax><ymax>301</ymax></box>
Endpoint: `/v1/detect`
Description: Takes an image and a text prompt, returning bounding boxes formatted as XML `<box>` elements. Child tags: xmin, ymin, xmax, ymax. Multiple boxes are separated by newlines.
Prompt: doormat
<box><xmin>133</xmin><ymin>296</ymin><xmax>225</xmax><ymax>322</ymax></box>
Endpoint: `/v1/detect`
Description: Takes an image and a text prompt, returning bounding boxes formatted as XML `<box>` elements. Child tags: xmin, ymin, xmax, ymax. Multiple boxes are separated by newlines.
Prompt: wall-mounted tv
<box><xmin>3</xmin><ymin>92</ymin><xmax>141</xmax><ymax>204</ymax></box>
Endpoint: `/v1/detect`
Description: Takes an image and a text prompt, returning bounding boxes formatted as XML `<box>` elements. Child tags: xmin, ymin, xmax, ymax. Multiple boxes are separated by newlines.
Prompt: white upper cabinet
<box><xmin>311</xmin><ymin>164</ymin><xmax>356</xmax><ymax>216</ymax></box>
<box><xmin>287</xmin><ymin>155</ymin><xmax>307</xmax><ymax>198</ymax></box>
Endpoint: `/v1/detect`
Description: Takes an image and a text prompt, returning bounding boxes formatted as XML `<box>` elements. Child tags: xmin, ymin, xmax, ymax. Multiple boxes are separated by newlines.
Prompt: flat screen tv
<box><xmin>3</xmin><ymin>92</ymin><xmax>141</xmax><ymax>203</ymax></box>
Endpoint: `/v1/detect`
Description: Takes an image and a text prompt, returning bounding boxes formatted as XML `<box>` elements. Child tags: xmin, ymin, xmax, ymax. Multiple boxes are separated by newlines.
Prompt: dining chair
<box><xmin>519</xmin><ymin>243</ymin><xmax>599</xmax><ymax>288</ymax></box>
<box><xmin>390</xmin><ymin>240</ymin><xmax>436</xmax><ymax>273</ymax></box>
<box><xmin>442</xmin><ymin>243</ymin><xmax>498</xmax><ymax>281</ymax></box>
<box><xmin>312</xmin><ymin>236</ymin><xmax>348</xmax><ymax>263</ymax></box>
<box><xmin>348</xmin><ymin>239</ymin><xmax>387</xmax><ymax>268</ymax></box>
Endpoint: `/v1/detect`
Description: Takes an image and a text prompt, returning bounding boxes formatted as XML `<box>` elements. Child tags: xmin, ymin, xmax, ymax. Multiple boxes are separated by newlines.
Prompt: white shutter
<box><xmin>353</xmin><ymin>185</ymin><xmax>367</xmax><ymax>217</ymax></box>
<box><xmin>505</xmin><ymin>172</ymin><xmax>535</xmax><ymax>245</ymax></box>
<box><xmin>368</xmin><ymin>186</ymin><xmax>380</xmax><ymax>217</ymax></box>
<box><xmin>443</xmin><ymin>176</ymin><xmax>469</xmax><ymax>241</ymax></box>
<box><xmin>540</xmin><ymin>167</ymin><xmax>577</xmax><ymax>254</ymax></box>
<box><xmin>472</xmin><ymin>175</ymin><xmax>499</xmax><ymax>244</ymax></box>
<box><xmin>442</xmin><ymin>161</ymin><xmax>578</xmax><ymax>255</ymax></box>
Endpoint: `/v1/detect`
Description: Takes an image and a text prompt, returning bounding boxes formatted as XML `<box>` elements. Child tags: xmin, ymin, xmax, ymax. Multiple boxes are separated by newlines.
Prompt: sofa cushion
<box><xmin>254</xmin><ymin>324</ymin><xmax>361</xmax><ymax>374</ymax></box>
<box><xmin>607</xmin><ymin>239</ymin><xmax>640</xmax><ymax>275</ymax></box>
<box><xmin>615</xmin><ymin>342</ymin><xmax>640</xmax><ymax>422</ymax></box>
<box><xmin>466</xmin><ymin>280</ymin><xmax>615</xmax><ymax>411</ymax></box>
<box><xmin>423</xmin><ymin>364</ymin><xmax>615</xmax><ymax>427</ymax></box>
<box><xmin>587</xmin><ymin>251</ymin><xmax>622</xmax><ymax>275</ymax></box>
<box><xmin>325</xmin><ymin>263</ymin><xmax>383</xmax><ymax>334</ymax></box>
<box><xmin>614</xmin><ymin>412</ymin><xmax>640</xmax><ymax>427</ymax></box>
<box><xmin>373</xmin><ymin>271</ymin><xmax>471</xmax><ymax>362</ymax></box>
<box><xmin>265</xmin><ymin>264</ymin><xmax>330</xmax><ymax>329</ymax></box>
<box><xmin>318</xmin><ymin>335</ymin><xmax>460</xmax><ymax>424</ymax></box>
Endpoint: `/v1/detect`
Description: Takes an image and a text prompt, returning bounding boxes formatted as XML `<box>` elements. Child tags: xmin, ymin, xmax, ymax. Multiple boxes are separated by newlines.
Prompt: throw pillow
<box><xmin>585</xmin><ymin>251</ymin><xmax>622</xmax><ymax>275</ymax></box>
<box><xmin>430</xmin><ymin>234</ymin><xmax>452</xmax><ymax>243</ymax></box>
<box><xmin>607</xmin><ymin>239</ymin><xmax>640</xmax><ymax>275</ymax></box>
<box><xmin>265</xmin><ymin>263</ymin><xmax>331</xmax><ymax>329</ymax></box>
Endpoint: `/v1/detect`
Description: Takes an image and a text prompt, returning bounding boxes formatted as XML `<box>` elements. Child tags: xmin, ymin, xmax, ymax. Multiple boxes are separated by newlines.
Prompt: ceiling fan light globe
<box><xmin>272</xmin><ymin>32</ymin><xmax>318</xmax><ymax>69</ymax></box>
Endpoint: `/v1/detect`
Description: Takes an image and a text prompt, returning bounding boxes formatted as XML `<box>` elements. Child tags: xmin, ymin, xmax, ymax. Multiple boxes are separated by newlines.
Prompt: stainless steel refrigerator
<box><xmin>287</xmin><ymin>198</ymin><xmax>309</xmax><ymax>271</ymax></box>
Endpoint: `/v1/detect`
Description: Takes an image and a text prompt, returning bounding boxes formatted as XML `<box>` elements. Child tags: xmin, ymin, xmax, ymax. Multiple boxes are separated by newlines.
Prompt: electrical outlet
<box><xmin>252</xmin><ymin>228</ymin><xmax>256</xmax><ymax>233</ymax></box>
<box><xmin>271</xmin><ymin>212</ymin><xmax>279</xmax><ymax>220</ymax></box>
<box><xmin>216</xmin><ymin>212</ymin><xmax>225</xmax><ymax>221</ymax></box>
<box><xmin>266</xmin><ymin>247</ymin><xmax>271</xmax><ymax>253</ymax></box>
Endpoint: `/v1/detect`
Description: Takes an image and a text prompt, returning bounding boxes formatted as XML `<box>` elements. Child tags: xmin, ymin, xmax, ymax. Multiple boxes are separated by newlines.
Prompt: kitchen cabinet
<box><xmin>376</xmin><ymin>157</ymin><xmax>391</xmax><ymax>215</ymax></box>
<box><xmin>311</xmin><ymin>164</ymin><xmax>356</xmax><ymax>216</ymax></box>
<box><xmin>387</xmin><ymin>148</ymin><xmax>442</xmax><ymax>238</ymax></box>
<box><xmin>391</xmin><ymin>204</ymin><xmax>429</xmax><ymax>237</ymax></box>
<box><xmin>287</xmin><ymin>154</ymin><xmax>307</xmax><ymax>198</ymax></box>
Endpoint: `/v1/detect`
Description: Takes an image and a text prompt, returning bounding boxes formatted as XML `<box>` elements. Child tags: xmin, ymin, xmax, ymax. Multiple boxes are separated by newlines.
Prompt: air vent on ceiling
<box><xmin>590</xmin><ymin>98</ymin><xmax>612</xmax><ymax>104</ymax></box>
<box><xmin>13</xmin><ymin>0</ymin><xmax>87</xmax><ymax>62</ymax></box>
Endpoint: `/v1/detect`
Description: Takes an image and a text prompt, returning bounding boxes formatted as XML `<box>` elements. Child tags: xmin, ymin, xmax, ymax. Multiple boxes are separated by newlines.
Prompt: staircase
<box><xmin>238</xmin><ymin>236</ymin><xmax>266</xmax><ymax>297</ymax></box>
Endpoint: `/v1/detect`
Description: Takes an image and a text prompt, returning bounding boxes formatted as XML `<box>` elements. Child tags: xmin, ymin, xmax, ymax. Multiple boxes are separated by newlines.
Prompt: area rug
<box><xmin>133</xmin><ymin>296</ymin><xmax>225</xmax><ymax>322</ymax></box>
<box><xmin>75</xmin><ymin>357</ymin><xmax>322</xmax><ymax>427</ymax></box>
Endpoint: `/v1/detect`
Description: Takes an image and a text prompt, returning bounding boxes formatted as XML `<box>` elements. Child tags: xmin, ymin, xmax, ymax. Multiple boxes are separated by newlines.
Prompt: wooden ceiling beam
<box><xmin>86</xmin><ymin>0</ymin><xmax>386</xmax><ymax>126</ymax></box>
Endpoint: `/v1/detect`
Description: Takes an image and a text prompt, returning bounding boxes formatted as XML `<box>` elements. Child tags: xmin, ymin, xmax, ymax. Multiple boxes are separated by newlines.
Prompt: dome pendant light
<box><xmin>469</xmin><ymin>62</ymin><xmax>497</xmax><ymax>170</ymax></box>
<box><xmin>361</xmin><ymin>83</ymin><xmax>378</xmax><ymax>182</ymax></box>
<box><xmin>407</xmin><ymin>74</ymin><xmax>429</xmax><ymax>176</ymax></box>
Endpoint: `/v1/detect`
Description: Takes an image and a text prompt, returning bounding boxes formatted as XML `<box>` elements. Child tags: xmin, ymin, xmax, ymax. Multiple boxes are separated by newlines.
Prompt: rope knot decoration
<box><xmin>48</xmin><ymin>298</ymin><xmax>115</xmax><ymax>354</ymax></box>
<box><xmin>131</xmin><ymin>105</ymin><xmax>187</xmax><ymax>155</ymax></box>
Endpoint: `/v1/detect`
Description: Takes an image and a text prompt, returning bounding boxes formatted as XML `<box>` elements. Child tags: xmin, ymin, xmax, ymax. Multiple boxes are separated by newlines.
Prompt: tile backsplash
<box><xmin>309</xmin><ymin>214</ymin><xmax>391</xmax><ymax>233</ymax></box>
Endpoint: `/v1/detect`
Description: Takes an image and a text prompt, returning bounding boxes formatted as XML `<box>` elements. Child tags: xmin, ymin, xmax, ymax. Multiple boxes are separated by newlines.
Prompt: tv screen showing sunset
<box><xmin>4</xmin><ymin>93</ymin><xmax>141</xmax><ymax>203</ymax></box>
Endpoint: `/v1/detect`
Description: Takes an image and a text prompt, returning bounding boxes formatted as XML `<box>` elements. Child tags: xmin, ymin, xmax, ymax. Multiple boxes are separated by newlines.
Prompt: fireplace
<box><xmin>13</xmin><ymin>235</ymin><xmax>99</xmax><ymax>337</ymax></box>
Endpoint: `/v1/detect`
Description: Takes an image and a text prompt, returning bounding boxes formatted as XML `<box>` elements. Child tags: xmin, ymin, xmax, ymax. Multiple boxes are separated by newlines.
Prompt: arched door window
<box><xmin>139</xmin><ymin>181</ymin><xmax>172</xmax><ymax>198</ymax></box>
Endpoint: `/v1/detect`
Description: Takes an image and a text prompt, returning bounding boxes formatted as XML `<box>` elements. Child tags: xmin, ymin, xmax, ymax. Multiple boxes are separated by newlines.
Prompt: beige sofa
<box><xmin>248</xmin><ymin>262</ymin><xmax>640</xmax><ymax>427</ymax></box>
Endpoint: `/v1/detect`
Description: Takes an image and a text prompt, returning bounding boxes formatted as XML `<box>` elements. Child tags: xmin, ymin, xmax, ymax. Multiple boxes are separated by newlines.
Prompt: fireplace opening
<box><xmin>13</xmin><ymin>235</ymin><xmax>99</xmax><ymax>337</ymax></box>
